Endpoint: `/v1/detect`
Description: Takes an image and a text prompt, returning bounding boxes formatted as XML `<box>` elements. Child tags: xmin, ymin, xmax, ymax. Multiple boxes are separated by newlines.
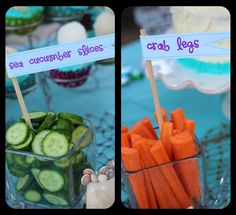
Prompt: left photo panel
<box><xmin>5</xmin><ymin>6</ymin><xmax>115</xmax><ymax>209</ymax></box>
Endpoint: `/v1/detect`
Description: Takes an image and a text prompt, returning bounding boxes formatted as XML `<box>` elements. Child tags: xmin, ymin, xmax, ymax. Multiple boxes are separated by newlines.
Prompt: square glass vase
<box><xmin>122</xmin><ymin>136</ymin><xmax>207</xmax><ymax>209</ymax></box>
<box><xmin>5</xmin><ymin>119</ymin><xmax>95</xmax><ymax>209</ymax></box>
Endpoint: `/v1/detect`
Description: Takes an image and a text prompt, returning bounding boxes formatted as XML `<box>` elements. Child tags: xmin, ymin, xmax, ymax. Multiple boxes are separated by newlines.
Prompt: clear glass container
<box><xmin>122</xmin><ymin>136</ymin><xmax>207</xmax><ymax>209</ymax></box>
<box><xmin>5</xmin><ymin>119</ymin><xmax>95</xmax><ymax>209</ymax></box>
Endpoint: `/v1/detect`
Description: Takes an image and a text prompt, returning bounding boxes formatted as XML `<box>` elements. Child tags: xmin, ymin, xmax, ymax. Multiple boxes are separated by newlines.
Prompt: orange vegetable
<box><xmin>121</xmin><ymin>126</ymin><xmax>129</xmax><ymax>133</ymax></box>
<box><xmin>121</xmin><ymin>133</ymin><xmax>131</xmax><ymax>148</ymax></box>
<box><xmin>141</xmin><ymin>160</ymin><xmax>159</xmax><ymax>208</ymax></box>
<box><xmin>130</xmin><ymin>133</ymin><xmax>142</xmax><ymax>148</ymax></box>
<box><xmin>170</xmin><ymin>131</ymin><xmax>201</xmax><ymax>203</ymax></box>
<box><xmin>121</xmin><ymin>147</ymin><xmax>150</xmax><ymax>208</ymax></box>
<box><xmin>160</xmin><ymin>121</ymin><xmax>174</xmax><ymax>160</ymax></box>
<box><xmin>154</xmin><ymin>108</ymin><xmax>168</xmax><ymax>126</ymax></box>
<box><xmin>150</xmin><ymin>140</ymin><xmax>192</xmax><ymax>208</ymax></box>
<box><xmin>184</xmin><ymin>119</ymin><xmax>195</xmax><ymax>139</ymax></box>
<box><xmin>127</xmin><ymin>121</ymin><xmax>155</xmax><ymax>139</ymax></box>
<box><xmin>173</xmin><ymin>129</ymin><xmax>182</xmax><ymax>135</ymax></box>
<box><xmin>134</xmin><ymin>138</ymin><xmax>181</xmax><ymax>208</ymax></box>
<box><xmin>140</xmin><ymin>117</ymin><xmax>158</xmax><ymax>139</ymax></box>
<box><xmin>170</xmin><ymin>108</ymin><xmax>185</xmax><ymax>131</ymax></box>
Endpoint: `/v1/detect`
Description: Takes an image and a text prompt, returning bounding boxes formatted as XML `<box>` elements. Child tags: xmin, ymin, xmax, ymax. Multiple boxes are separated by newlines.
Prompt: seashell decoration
<box><xmin>83</xmin><ymin>168</ymin><xmax>94</xmax><ymax>176</ymax></box>
<box><xmin>81</xmin><ymin>174</ymin><xmax>92</xmax><ymax>185</ymax></box>
<box><xmin>81</xmin><ymin>159</ymin><xmax>115</xmax><ymax>185</ymax></box>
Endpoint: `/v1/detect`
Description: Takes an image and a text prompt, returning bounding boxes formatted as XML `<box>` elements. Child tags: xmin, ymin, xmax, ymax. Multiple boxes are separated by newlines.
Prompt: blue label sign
<box><xmin>6</xmin><ymin>33</ymin><xmax>115</xmax><ymax>78</ymax></box>
<box><xmin>140</xmin><ymin>32</ymin><xmax>230</xmax><ymax>60</ymax></box>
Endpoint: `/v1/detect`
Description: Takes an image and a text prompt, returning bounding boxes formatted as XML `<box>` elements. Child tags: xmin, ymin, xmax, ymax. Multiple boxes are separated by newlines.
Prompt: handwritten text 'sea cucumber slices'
<box><xmin>58</xmin><ymin>112</ymin><xmax>83</xmax><ymax>125</ymax></box>
<box><xmin>6</xmin><ymin>123</ymin><xmax>30</xmax><ymax>145</ymax></box>
<box><xmin>42</xmin><ymin>132</ymin><xmax>69</xmax><ymax>157</ymax></box>
<box><xmin>38</xmin><ymin>170</ymin><xmax>65</xmax><ymax>192</ymax></box>
<box><xmin>20</xmin><ymin>112</ymin><xmax>48</xmax><ymax>123</ymax></box>
<box><xmin>71</xmin><ymin>126</ymin><xmax>92</xmax><ymax>148</ymax></box>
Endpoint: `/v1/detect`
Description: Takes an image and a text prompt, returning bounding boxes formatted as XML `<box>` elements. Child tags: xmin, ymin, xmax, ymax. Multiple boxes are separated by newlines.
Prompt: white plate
<box><xmin>143</xmin><ymin>59</ymin><xmax>230</xmax><ymax>95</ymax></box>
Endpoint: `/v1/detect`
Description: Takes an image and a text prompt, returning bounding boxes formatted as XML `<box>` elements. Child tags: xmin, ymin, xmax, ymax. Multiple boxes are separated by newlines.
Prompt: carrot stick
<box><xmin>173</xmin><ymin>129</ymin><xmax>182</xmax><ymax>135</ymax></box>
<box><xmin>184</xmin><ymin>119</ymin><xmax>195</xmax><ymax>139</ymax></box>
<box><xmin>130</xmin><ymin>133</ymin><xmax>142</xmax><ymax>148</ymax></box>
<box><xmin>122</xmin><ymin>133</ymin><xmax>131</xmax><ymax>148</ymax></box>
<box><xmin>121</xmin><ymin>147</ymin><xmax>150</xmax><ymax>208</ymax></box>
<box><xmin>160</xmin><ymin>121</ymin><xmax>174</xmax><ymax>160</ymax></box>
<box><xmin>134</xmin><ymin>138</ymin><xmax>182</xmax><ymax>208</ymax></box>
<box><xmin>150</xmin><ymin>140</ymin><xmax>192</xmax><ymax>208</ymax></box>
<box><xmin>140</xmin><ymin>117</ymin><xmax>158</xmax><ymax>139</ymax></box>
<box><xmin>170</xmin><ymin>131</ymin><xmax>201</xmax><ymax>203</ymax></box>
<box><xmin>139</xmin><ymin>159</ymin><xmax>159</xmax><ymax>208</ymax></box>
<box><xmin>127</xmin><ymin>121</ymin><xmax>155</xmax><ymax>139</ymax></box>
<box><xmin>154</xmin><ymin>107</ymin><xmax>168</xmax><ymax>125</ymax></box>
<box><xmin>121</xmin><ymin>126</ymin><xmax>129</xmax><ymax>133</ymax></box>
<box><xmin>170</xmin><ymin>108</ymin><xmax>185</xmax><ymax>131</ymax></box>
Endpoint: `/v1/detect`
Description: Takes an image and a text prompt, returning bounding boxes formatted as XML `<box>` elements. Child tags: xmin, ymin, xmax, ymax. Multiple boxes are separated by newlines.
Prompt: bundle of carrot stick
<box><xmin>121</xmin><ymin>107</ymin><xmax>201</xmax><ymax>209</ymax></box>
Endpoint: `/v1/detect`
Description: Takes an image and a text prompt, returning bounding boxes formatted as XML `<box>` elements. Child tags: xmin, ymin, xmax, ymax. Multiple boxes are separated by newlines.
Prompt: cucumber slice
<box><xmin>58</xmin><ymin>112</ymin><xmax>83</xmax><ymax>125</ymax></box>
<box><xmin>12</xmin><ymin>132</ymin><xmax>33</xmax><ymax>150</ymax></box>
<box><xmin>53</xmin><ymin>129</ymin><xmax>72</xmax><ymax>141</ymax></box>
<box><xmin>13</xmin><ymin>154</ymin><xmax>30</xmax><ymax>169</ymax></box>
<box><xmin>48</xmin><ymin>112</ymin><xmax>56</xmax><ymax>116</ymax></box>
<box><xmin>32</xmin><ymin>130</ymin><xmax>51</xmax><ymax>155</ymax></box>
<box><xmin>43</xmin><ymin>191</ymin><xmax>68</xmax><ymax>206</ymax></box>
<box><xmin>38</xmin><ymin>170</ymin><xmax>64</xmax><ymax>192</ymax></box>
<box><xmin>9</xmin><ymin>165</ymin><xmax>29</xmax><ymax>177</ymax></box>
<box><xmin>16</xmin><ymin>174</ymin><xmax>32</xmax><ymax>191</ymax></box>
<box><xmin>24</xmin><ymin>190</ymin><xmax>41</xmax><ymax>203</ymax></box>
<box><xmin>54</xmin><ymin>157</ymin><xmax>75</xmax><ymax>168</ymax></box>
<box><xmin>74</xmin><ymin>152</ymin><xmax>84</xmax><ymax>165</ymax></box>
<box><xmin>6</xmin><ymin>123</ymin><xmax>30</xmax><ymax>145</ymax></box>
<box><xmin>37</xmin><ymin>114</ymin><xmax>56</xmax><ymax>133</ymax></box>
<box><xmin>55</xmin><ymin>118</ymin><xmax>74</xmax><ymax>131</ymax></box>
<box><xmin>25</xmin><ymin>156</ymin><xmax>35</xmax><ymax>164</ymax></box>
<box><xmin>42</xmin><ymin>132</ymin><xmax>69</xmax><ymax>157</ymax></box>
<box><xmin>69</xmin><ymin>143</ymin><xmax>74</xmax><ymax>150</ymax></box>
<box><xmin>20</xmin><ymin>112</ymin><xmax>47</xmax><ymax>123</ymax></box>
<box><xmin>6</xmin><ymin>152</ymin><xmax>14</xmax><ymax>167</ymax></box>
<box><xmin>31</xmin><ymin>168</ymin><xmax>45</xmax><ymax>189</ymax></box>
<box><xmin>71</xmin><ymin>126</ymin><xmax>92</xmax><ymax>148</ymax></box>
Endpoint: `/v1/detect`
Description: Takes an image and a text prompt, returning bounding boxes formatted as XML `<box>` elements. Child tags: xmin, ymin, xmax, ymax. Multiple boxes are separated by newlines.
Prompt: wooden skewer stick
<box><xmin>140</xmin><ymin>29</ymin><xmax>163</xmax><ymax>130</ymax></box>
<box><xmin>11</xmin><ymin>77</ymin><xmax>33</xmax><ymax>129</ymax></box>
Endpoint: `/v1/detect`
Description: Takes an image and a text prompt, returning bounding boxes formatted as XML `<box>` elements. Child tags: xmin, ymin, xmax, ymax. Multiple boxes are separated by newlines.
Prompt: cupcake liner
<box><xmin>49</xmin><ymin>65</ymin><xmax>92</xmax><ymax>88</ymax></box>
<box><xmin>6</xmin><ymin>74</ymin><xmax>36</xmax><ymax>98</ymax></box>
<box><xmin>6</xmin><ymin>13</ymin><xmax>43</xmax><ymax>35</ymax></box>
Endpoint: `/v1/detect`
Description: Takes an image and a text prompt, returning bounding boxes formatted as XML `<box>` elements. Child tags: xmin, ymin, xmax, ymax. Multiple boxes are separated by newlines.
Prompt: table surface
<box><xmin>121</xmin><ymin>40</ymin><xmax>230</xmax><ymax>208</ymax></box>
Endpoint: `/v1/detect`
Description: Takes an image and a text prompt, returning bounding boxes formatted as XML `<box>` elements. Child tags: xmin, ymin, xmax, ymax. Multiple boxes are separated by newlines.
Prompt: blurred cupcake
<box><xmin>6</xmin><ymin>6</ymin><xmax>44</xmax><ymax>35</ymax></box>
<box><xmin>45</xmin><ymin>6</ymin><xmax>89</xmax><ymax>21</ymax></box>
<box><xmin>49</xmin><ymin>21</ymin><xmax>94</xmax><ymax>88</ymax></box>
<box><xmin>81</xmin><ymin>7</ymin><xmax>105</xmax><ymax>38</ymax></box>
<box><xmin>94</xmin><ymin>8</ymin><xmax>115</xmax><ymax>64</ymax></box>
<box><xmin>6</xmin><ymin>46</ymin><xmax>36</xmax><ymax>98</ymax></box>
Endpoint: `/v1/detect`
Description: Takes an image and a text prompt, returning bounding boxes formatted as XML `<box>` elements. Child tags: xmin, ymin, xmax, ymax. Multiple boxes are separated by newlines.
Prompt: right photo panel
<box><xmin>121</xmin><ymin>6</ymin><xmax>230</xmax><ymax>209</ymax></box>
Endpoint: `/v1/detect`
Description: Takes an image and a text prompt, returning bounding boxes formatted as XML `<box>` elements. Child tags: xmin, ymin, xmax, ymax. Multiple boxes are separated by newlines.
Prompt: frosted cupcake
<box><xmin>6</xmin><ymin>47</ymin><xmax>36</xmax><ymax>98</ymax></box>
<box><xmin>45</xmin><ymin>6</ymin><xmax>89</xmax><ymax>20</ymax></box>
<box><xmin>6</xmin><ymin>6</ymin><xmax>44</xmax><ymax>35</ymax></box>
<box><xmin>49</xmin><ymin>22</ymin><xmax>94</xmax><ymax>88</ymax></box>
<box><xmin>170</xmin><ymin>6</ymin><xmax>230</xmax><ymax>75</ymax></box>
<box><xmin>81</xmin><ymin>7</ymin><xmax>105</xmax><ymax>38</ymax></box>
<box><xmin>94</xmin><ymin>8</ymin><xmax>115</xmax><ymax>64</ymax></box>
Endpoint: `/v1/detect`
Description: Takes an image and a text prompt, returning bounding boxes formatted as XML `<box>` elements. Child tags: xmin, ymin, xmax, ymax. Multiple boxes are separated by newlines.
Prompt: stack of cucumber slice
<box><xmin>5</xmin><ymin>111</ymin><xmax>93</xmax><ymax>207</ymax></box>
